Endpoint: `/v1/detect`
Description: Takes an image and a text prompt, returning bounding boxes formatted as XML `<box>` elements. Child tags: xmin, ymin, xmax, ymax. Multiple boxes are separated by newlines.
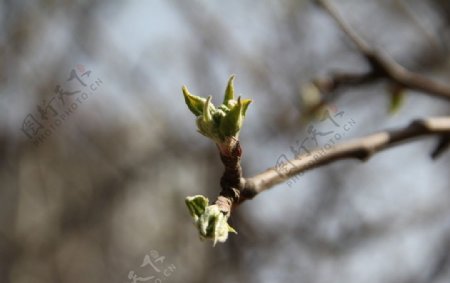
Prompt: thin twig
<box><xmin>314</xmin><ymin>0</ymin><xmax>450</xmax><ymax>101</ymax></box>
<box><xmin>241</xmin><ymin>116</ymin><xmax>450</xmax><ymax>200</ymax></box>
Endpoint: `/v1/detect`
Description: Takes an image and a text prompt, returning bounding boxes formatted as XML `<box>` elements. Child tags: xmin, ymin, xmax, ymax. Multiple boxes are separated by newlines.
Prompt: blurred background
<box><xmin>1</xmin><ymin>0</ymin><xmax>450</xmax><ymax>282</ymax></box>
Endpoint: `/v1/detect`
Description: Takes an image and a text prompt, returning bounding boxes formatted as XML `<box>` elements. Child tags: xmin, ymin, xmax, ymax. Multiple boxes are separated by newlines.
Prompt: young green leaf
<box><xmin>223</xmin><ymin>75</ymin><xmax>235</xmax><ymax>106</ymax></box>
<box><xmin>240</xmin><ymin>98</ymin><xmax>252</xmax><ymax>117</ymax></box>
<box><xmin>219</xmin><ymin>97</ymin><xmax>249</xmax><ymax>138</ymax></box>
<box><xmin>203</xmin><ymin>96</ymin><xmax>213</xmax><ymax>122</ymax></box>
<box><xmin>185</xmin><ymin>195</ymin><xmax>209</xmax><ymax>221</ymax></box>
<box><xmin>388</xmin><ymin>83</ymin><xmax>406</xmax><ymax>114</ymax></box>
<box><xmin>182</xmin><ymin>86</ymin><xmax>206</xmax><ymax>116</ymax></box>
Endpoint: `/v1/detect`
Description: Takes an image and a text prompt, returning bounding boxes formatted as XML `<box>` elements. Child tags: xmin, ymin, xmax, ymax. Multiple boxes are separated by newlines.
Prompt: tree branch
<box><xmin>241</xmin><ymin>116</ymin><xmax>450</xmax><ymax>200</ymax></box>
<box><xmin>313</xmin><ymin>0</ymin><xmax>450</xmax><ymax>101</ymax></box>
<box><xmin>215</xmin><ymin>139</ymin><xmax>244</xmax><ymax>215</ymax></box>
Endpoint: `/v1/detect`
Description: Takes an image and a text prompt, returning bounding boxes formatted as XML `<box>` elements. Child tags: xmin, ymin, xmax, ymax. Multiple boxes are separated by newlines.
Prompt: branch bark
<box><xmin>313</xmin><ymin>0</ymin><xmax>450</xmax><ymax>101</ymax></box>
<box><xmin>241</xmin><ymin>116</ymin><xmax>450</xmax><ymax>201</ymax></box>
<box><xmin>214</xmin><ymin>139</ymin><xmax>245</xmax><ymax>215</ymax></box>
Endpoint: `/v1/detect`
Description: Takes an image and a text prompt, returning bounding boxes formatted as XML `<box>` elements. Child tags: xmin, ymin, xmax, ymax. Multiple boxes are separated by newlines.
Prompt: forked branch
<box><xmin>313</xmin><ymin>0</ymin><xmax>450</xmax><ymax>101</ymax></box>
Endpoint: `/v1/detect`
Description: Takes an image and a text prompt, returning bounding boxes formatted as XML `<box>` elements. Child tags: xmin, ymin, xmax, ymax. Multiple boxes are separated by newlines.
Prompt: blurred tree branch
<box><xmin>312</xmin><ymin>0</ymin><xmax>450</xmax><ymax>101</ymax></box>
<box><xmin>241</xmin><ymin>116</ymin><xmax>450</xmax><ymax>200</ymax></box>
<box><xmin>235</xmin><ymin>0</ymin><xmax>450</xmax><ymax>203</ymax></box>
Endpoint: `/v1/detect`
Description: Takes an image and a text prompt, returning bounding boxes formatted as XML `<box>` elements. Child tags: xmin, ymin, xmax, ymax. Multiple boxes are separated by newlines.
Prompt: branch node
<box><xmin>240</xmin><ymin>179</ymin><xmax>257</xmax><ymax>201</ymax></box>
<box><xmin>431</xmin><ymin>134</ymin><xmax>450</xmax><ymax>159</ymax></box>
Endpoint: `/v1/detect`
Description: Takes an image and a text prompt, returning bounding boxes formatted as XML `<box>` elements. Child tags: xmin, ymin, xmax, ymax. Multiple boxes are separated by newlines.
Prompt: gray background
<box><xmin>1</xmin><ymin>0</ymin><xmax>450</xmax><ymax>282</ymax></box>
